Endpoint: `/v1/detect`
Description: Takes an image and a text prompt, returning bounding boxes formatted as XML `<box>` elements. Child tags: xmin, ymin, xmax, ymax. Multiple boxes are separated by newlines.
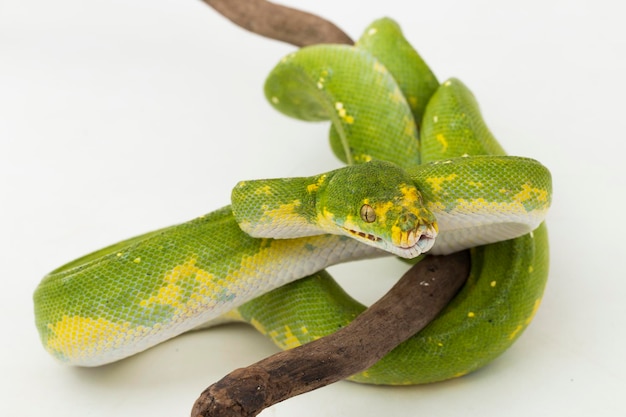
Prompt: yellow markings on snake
<box><xmin>403</xmin><ymin>115</ymin><xmax>416</xmax><ymax>137</ymax></box>
<box><xmin>144</xmin><ymin>236</ymin><xmax>353</xmax><ymax>335</ymax></box>
<box><xmin>46</xmin><ymin>253</ymin><xmax>228</xmax><ymax>360</ymax></box>
<box><xmin>389</xmin><ymin>86</ymin><xmax>405</xmax><ymax>104</ymax></box>
<box><xmin>513</xmin><ymin>183</ymin><xmax>549</xmax><ymax>204</ymax></box>
<box><xmin>280</xmin><ymin>53</ymin><xmax>295</xmax><ymax>63</ymax></box>
<box><xmin>281</xmin><ymin>326</ymin><xmax>301</xmax><ymax>349</ymax></box>
<box><xmin>259</xmin><ymin>200</ymin><xmax>302</xmax><ymax>223</ymax></box>
<box><xmin>370</xmin><ymin>201</ymin><xmax>394</xmax><ymax>224</ymax></box>
<box><xmin>139</xmin><ymin>258</ymin><xmax>220</xmax><ymax>311</ymax></box>
<box><xmin>334</xmin><ymin>102</ymin><xmax>354</xmax><ymax>124</ymax></box>
<box><xmin>316</xmin><ymin>207</ymin><xmax>335</xmax><ymax>229</ymax></box>
<box><xmin>233</xmin><ymin>235</ymin><xmax>334</xmax><ymax>289</ymax></box>
<box><xmin>509</xmin><ymin>299</ymin><xmax>542</xmax><ymax>340</ymax></box>
<box><xmin>46</xmin><ymin>316</ymin><xmax>151</xmax><ymax>361</ymax></box>
<box><xmin>353</xmin><ymin>154</ymin><xmax>373</xmax><ymax>163</ymax></box>
<box><xmin>391</xmin><ymin>225</ymin><xmax>403</xmax><ymax>246</ymax></box>
<box><xmin>454</xmin><ymin>198</ymin><xmax>531</xmax><ymax>216</ymax></box>
<box><xmin>221</xmin><ymin>309</ymin><xmax>244</xmax><ymax>322</ymax></box>
<box><xmin>254</xmin><ymin>185</ymin><xmax>273</xmax><ymax>196</ymax></box>
<box><xmin>425</xmin><ymin>201</ymin><xmax>446</xmax><ymax>213</ymax></box>
<box><xmin>267</xmin><ymin>326</ymin><xmax>301</xmax><ymax>350</ymax></box>
<box><xmin>509</xmin><ymin>325</ymin><xmax>524</xmax><ymax>340</ymax></box>
<box><xmin>399</xmin><ymin>183</ymin><xmax>422</xmax><ymax>204</ymax></box>
<box><xmin>425</xmin><ymin>173</ymin><xmax>458</xmax><ymax>193</ymax></box>
<box><xmin>526</xmin><ymin>299</ymin><xmax>542</xmax><ymax>325</ymax></box>
<box><xmin>249</xmin><ymin>318</ymin><xmax>268</xmax><ymax>336</ymax></box>
<box><xmin>427</xmin><ymin>337</ymin><xmax>444</xmax><ymax>348</ymax></box>
<box><xmin>306</xmin><ymin>174</ymin><xmax>327</xmax><ymax>194</ymax></box>
<box><xmin>317</xmin><ymin>69</ymin><xmax>329</xmax><ymax>90</ymax></box>
<box><xmin>435</xmin><ymin>133</ymin><xmax>449</xmax><ymax>152</ymax></box>
<box><xmin>373</xmin><ymin>60</ymin><xmax>386</xmax><ymax>73</ymax></box>
<box><xmin>268</xmin><ymin>329</ymin><xmax>279</xmax><ymax>342</ymax></box>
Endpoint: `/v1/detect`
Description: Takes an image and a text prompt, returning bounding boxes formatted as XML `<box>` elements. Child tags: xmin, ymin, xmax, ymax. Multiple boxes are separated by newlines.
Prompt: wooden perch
<box><xmin>201</xmin><ymin>0</ymin><xmax>354</xmax><ymax>46</ymax></box>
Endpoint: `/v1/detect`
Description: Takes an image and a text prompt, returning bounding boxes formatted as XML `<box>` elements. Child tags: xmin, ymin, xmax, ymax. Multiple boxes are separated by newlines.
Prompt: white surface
<box><xmin>1</xmin><ymin>1</ymin><xmax>625</xmax><ymax>416</ymax></box>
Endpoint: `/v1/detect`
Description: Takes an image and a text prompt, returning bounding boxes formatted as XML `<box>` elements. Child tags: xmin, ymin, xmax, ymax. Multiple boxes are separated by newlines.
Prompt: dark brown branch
<box><xmin>191</xmin><ymin>251</ymin><xmax>470</xmax><ymax>417</ymax></box>
<box><xmin>201</xmin><ymin>0</ymin><xmax>354</xmax><ymax>46</ymax></box>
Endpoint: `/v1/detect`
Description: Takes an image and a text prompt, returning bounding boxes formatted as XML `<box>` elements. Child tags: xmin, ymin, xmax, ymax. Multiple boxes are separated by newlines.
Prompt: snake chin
<box><xmin>394</xmin><ymin>234</ymin><xmax>436</xmax><ymax>259</ymax></box>
<box><xmin>396</xmin><ymin>227</ymin><xmax>437</xmax><ymax>259</ymax></box>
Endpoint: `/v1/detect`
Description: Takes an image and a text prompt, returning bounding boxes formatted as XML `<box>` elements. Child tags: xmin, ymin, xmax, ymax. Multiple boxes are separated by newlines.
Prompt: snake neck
<box><xmin>231</xmin><ymin>172</ymin><xmax>332</xmax><ymax>239</ymax></box>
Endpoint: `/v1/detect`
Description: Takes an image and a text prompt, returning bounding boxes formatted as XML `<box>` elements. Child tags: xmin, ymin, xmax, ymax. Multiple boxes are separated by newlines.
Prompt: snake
<box><xmin>33</xmin><ymin>18</ymin><xmax>552</xmax><ymax>385</ymax></box>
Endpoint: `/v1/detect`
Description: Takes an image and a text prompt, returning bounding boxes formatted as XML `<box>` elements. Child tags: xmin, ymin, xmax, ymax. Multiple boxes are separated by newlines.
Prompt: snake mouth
<box><xmin>345</xmin><ymin>229</ymin><xmax>382</xmax><ymax>243</ymax></box>
<box><xmin>401</xmin><ymin>226</ymin><xmax>437</xmax><ymax>249</ymax></box>
<box><xmin>393</xmin><ymin>225</ymin><xmax>437</xmax><ymax>258</ymax></box>
<box><xmin>343</xmin><ymin>224</ymin><xmax>437</xmax><ymax>259</ymax></box>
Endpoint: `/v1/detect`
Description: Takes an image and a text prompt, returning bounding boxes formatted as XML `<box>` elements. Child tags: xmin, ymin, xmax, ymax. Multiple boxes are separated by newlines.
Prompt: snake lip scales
<box><xmin>343</xmin><ymin>223</ymin><xmax>438</xmax><ymax>259</ymax></box>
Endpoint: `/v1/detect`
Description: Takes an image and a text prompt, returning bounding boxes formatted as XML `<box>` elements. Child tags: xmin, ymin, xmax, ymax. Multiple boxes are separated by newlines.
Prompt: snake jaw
<box><xmin>342</xmin><ymin>222</ymin><xmax>438</xmax><ymax>259</ymax></box>
<box><xmin>344</xmin><ymin>228</ymin><xmax>382</xmax><ymax>244</ymax></box>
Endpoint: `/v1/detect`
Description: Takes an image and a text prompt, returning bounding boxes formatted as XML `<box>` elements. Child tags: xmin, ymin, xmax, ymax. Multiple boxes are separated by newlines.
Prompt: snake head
<box><xmin>318</xmin><ymin>161</ymin><xmax>438</xmax><ymax>259</ymax></box>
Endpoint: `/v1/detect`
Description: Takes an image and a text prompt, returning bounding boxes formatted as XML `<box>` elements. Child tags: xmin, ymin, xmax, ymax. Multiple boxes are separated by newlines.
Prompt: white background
<box><xmin>2</xmin><ymin>0</ymin><xmax>625</xmax><ymax>416</ymax></box>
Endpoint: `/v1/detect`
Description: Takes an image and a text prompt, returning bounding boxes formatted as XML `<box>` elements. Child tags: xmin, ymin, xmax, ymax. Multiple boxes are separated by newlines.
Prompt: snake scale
<box><xmin>33</xmin><ymin>18</ymin><xmax>552</xmax><ymax>385</ymax></box>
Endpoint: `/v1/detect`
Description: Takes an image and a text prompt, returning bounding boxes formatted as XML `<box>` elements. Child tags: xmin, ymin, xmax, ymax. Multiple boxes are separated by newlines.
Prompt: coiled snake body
<box><xmin>33</xmin><ymin>19</ymin><xmax>551</xmax><ymax>385</ymax></box>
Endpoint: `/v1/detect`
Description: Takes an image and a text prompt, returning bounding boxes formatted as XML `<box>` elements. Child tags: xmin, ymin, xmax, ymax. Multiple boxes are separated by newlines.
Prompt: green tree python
<box><xmin>33</xmin><ymin>18</ymin><xmax>552</xmax><ymax>385</ymax></box>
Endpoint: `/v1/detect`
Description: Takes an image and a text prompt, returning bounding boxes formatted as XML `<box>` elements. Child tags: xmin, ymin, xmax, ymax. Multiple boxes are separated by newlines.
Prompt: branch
<box><xmin>191</xmin><ymin>251</ymin><xmax>470</xmax><ymax>417</ymax></box>
<box><xmin>201</xmin><ymin>0</ymin><xmax>354</xmax><ymax>46</ymax></box>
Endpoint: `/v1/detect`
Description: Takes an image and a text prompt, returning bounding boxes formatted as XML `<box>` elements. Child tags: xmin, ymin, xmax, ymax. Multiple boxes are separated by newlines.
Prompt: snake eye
<box><xmin>360</xmin><ymin>204</ymin><xmax>376</xmax><ymax>223</ymax></box>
